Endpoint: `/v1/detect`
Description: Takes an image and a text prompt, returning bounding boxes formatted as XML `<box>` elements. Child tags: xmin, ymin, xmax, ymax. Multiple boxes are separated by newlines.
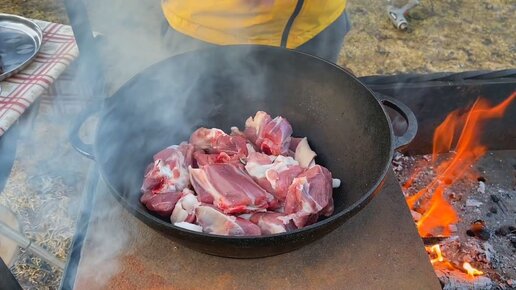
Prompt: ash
<box><xmin>393</xmin><ymin>151</ymin><xmax>516</xmax><ymax>290</ymax></box>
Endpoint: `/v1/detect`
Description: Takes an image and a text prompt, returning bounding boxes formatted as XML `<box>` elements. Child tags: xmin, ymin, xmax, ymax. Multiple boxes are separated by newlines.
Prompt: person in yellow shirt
<box><xmin>161</xmin><ymin>1</ymin><xmax>351</xmax><ymax>63</ymax></box>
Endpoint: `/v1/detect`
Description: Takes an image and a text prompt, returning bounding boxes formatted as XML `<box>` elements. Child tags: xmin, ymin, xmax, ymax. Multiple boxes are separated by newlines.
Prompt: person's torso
<box><xmin>162</xmin><ymin>0</ymin><xmax>347</xmax><ymax>48</ymax></box>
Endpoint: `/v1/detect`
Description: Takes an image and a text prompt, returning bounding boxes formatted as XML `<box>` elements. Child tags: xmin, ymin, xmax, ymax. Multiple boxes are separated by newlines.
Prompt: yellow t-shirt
<box><xmin>162</xmin><ymin>0</ymin><xmax>347</xmax><ymax>49</ymax></box>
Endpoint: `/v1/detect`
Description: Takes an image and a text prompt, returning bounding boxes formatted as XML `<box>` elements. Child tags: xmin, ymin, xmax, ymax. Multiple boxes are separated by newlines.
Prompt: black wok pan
<box><xmin>71</xmin><ymin>45</ymin><xmax>417</xmax><ymax>258</ymax></box>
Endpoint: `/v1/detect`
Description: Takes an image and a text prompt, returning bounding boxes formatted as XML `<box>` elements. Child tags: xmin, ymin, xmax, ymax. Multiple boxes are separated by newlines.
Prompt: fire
<box><xmin>405</xmin><ymin>92</ymin><xmax>516</xmax><ymax>277</ymax></box>
<box><xmin>406</xmin><ymin>92</ymin><xmax>516</xmax><ymax>237</ymax></box>
<box><xmin>463</xmin><ymin>262</ymin><xmax>484</xmax><ymax>276</ymax></box>
<box><xmin>427</xmin><ymin>245</ymin><xmax>484</xmax><ymax>277</ymax></box>
<box><xmin>427</xmin><ymin>244</ymin><xmax>443</xmax><ymax>264</ymax></box>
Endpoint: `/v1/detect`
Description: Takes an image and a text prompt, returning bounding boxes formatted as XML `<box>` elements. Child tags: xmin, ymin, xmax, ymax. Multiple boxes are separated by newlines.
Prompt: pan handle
<box><xmin>375</xmin><ymin>93</ymin><xmax>418</xmax><ymax>150</ymax></box>
<box><xmin>69</xmin><ymin>103</ymin><xmax>100</xmax><ymax>160</ymax></box>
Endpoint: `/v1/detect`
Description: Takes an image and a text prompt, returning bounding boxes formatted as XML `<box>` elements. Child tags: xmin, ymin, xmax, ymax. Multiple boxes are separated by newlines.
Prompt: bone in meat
<box><xmin>195</xmin><ymin>205</ymin><xmax>261</xmax><ymax>236</ymax></box>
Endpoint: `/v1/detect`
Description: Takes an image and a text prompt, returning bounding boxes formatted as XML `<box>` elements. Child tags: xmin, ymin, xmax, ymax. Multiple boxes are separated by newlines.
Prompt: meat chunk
<box><xmin>244</xmin><ymin>111</ymin><xmax>272</xmax><ymax>145</ymax></box>
<box><xmin>190</xmin><ymin>128</ymin><xmax>248</xmax><ymax>156</ymax></box>
<box><xmin>140</xmin><ymin>190</ymin><xmax>183</xmax><ymax>217</ymax></box>
<box><xmin>189</xmin><ymin>163</ymin><xmax>272</xmax><ymax>214</ymax></box>
<box><xmin>195</xmin><ymin>205</ymin><xmax>261</xmax><ymax>236</ymax></box>
<box><xmin>284</xmin><ymin>165</ymin><xmax>334</xmax><ymax>228</ymax></box>
<box><xmin>245</xmin><ymin>152</ymin><xmax>304</xmax><ymax>202</ymax></box>
<box><xmin>140</xmin><ymin>143</ymin><xmax>194</xmax><ymax>215</ymax></box>
<box><xmin>250</xmin><ymin>212</ymin><xmax>295</xmax><ymax>235</ymax></box>
<box><xmin>141</xmin><ymin>143</ymin><xmax>193</xmax><ymax>195</ymax></box>
<box><xmin>171</xmin><ymin>189</ymin><xmax>200</xmax><ymax>224</ymax></box>
<box><xmin>260</xmin><ymin>117</ymin><xmax>293</xmax><ymax>156</ymax></box>
<box><xmin>294</xmin><ymin>137</ymin><xmax>317</xmax><ymax>168</ymax></box>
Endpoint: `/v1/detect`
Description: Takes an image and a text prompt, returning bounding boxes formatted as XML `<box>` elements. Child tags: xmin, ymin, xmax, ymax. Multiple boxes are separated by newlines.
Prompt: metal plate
<box><xmin>0</xmin><ymin>13</ymin><xmax>43</xmax><ymax>81</ymax></box>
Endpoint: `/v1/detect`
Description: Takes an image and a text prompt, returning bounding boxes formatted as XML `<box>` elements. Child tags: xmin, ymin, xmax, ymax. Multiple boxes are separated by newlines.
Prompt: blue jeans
<box><xmin>162</xmin><ymin>12</ymin><xmax>351</xmax><ymax>64</ymax></box>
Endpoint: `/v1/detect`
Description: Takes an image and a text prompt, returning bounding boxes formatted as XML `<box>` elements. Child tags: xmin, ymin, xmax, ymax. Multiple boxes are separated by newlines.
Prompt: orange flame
<box><xmin>463</xmin><ymin>262</ymin><xmax>484</xmax><ymax>277</ymax></box>
<box><xmin>406</xmin><ymin>92</ymin><xmax>516</xmax><ymax>237</ymax></box>
<box><xmin>427</xmin><ymin>244</ymin><xmax>444</xmax><ymax>264</ymax></box>
<box><xmin>427</xmin><ymin>245</ymin><xmax>485</xmax><ymax>277</ymax></box>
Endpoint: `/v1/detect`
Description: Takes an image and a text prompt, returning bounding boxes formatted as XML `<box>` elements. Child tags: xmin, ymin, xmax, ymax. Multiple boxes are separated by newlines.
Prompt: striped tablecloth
<box><xmin>0</xmin><ymin>20</ymin><xmax>78</xmax><ymax>136</ymax></box>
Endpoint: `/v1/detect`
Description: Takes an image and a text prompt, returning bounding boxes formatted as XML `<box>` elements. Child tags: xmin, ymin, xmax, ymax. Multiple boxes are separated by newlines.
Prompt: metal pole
<box><xmin>0</xmin><ymin>221</ymin><xmax>65</xmax><ymax>270</ymax></box>
<box><xmin>62</xmin><ymin>0</ymin><xmax>107</xmax><ymax>101</ymax></box>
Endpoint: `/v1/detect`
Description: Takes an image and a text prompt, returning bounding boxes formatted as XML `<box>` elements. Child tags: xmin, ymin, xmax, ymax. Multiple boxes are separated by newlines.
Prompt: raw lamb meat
<box><xmin>245</xmin><ymin>152</ymin><xmax>304</xmax><ymax>202</ymax></box>
<box><xmin>140</xmin><ymin>143</ymin><xmax>194</xmax><ymax>215</ymax></box>
<box><xmin>189</xmin><ymin>163</ymin><xmax>273</xmax><ymax>214</ymax></box>
<box><xmin>260</xmin><ymin>117</ymin><xmax>293</xmax><ymax>155</ymax></box>
<box><xmin>244</xmin><ymin>111</ymin><xmax>272</xmax><ymax>145</ymax></box>
<box><xmin>140</xmin><ymin>111</ymin><xmax>340</xmax><ymax>236</ymax></box>
<box><xmin>195</xmin><ymin>205</ymin><xmax>261</xmax><ymax>236</ymax></box>
<box><xmin>190</xmin><ymin>128</ymin><xmax>248</xmax><ymax>156</ymax></box>
<box><xmin>171</xmin><ymin>189</ymin><xmax>200</xmax><ymax>224</ymax></box>
<box><xmin>141</xmin><ymin>143</ymin><xmax>193</xmax><ymax>195</ymax></box>
<box><xmin>244</xmin><ymin>112</ymin><xmax>293</xmax><ymax>156</ymax></box>
<box><xmin>250</xmin><ymin>212</ymin><xmax>295</xmax><ymax>235</ymax></box>
<box><xmin>140</xmin><ymin>190</ymin><xmax>183</xmax><ymax>217</ymax></box>
<box><xmin>284</xmin><ymin>165</ymin><xmax>334</xmax><ymax>228</ymax></box>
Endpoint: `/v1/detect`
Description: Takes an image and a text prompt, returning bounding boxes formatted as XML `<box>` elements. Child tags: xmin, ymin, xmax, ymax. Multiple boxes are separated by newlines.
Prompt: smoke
<box><xmin>60</xmin><ymin>0</ymin><xmax>272</xmax><ymax>288</ymax></box>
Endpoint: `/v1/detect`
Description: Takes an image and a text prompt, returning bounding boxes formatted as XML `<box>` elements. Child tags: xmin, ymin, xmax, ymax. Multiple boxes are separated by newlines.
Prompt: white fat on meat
<box><xmin>153</xmin><ymin>159</ymin><xmax>189</xmax><ymax>192</ymax></box>
<box><xmin>174</xmin><ymin>222</ymin><xmax>203</xmax><ymax>232</ymax></box>
<box><xmin>171</xmin><ymin>189</ymin><xmax>200</xmax><ymax>224</ymax></box>
<box><xmin>195</xmin><ymin>205</ymin><xmax>261</xmax><ymax>236</ymax></box>
<box><xmin>244</xmin><ymin>111</ymin><xmax>272</xmax><ymax>144</ymax></box>
<box><xmin>332</xmin><ymin>178</ymin><xmax>341</xmax><ymax>188</ymax></box>
<box><xmin>294</xmin><ymin>137</ymin><xmax>317</xmax><ymax>168</ymax></box>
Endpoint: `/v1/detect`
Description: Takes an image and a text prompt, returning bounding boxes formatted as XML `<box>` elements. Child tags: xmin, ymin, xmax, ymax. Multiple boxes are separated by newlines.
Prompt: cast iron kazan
<box><xmin>71</xmin><ymin>45</ymin><xmax>417</xmax><ymax>258</ymax></box>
